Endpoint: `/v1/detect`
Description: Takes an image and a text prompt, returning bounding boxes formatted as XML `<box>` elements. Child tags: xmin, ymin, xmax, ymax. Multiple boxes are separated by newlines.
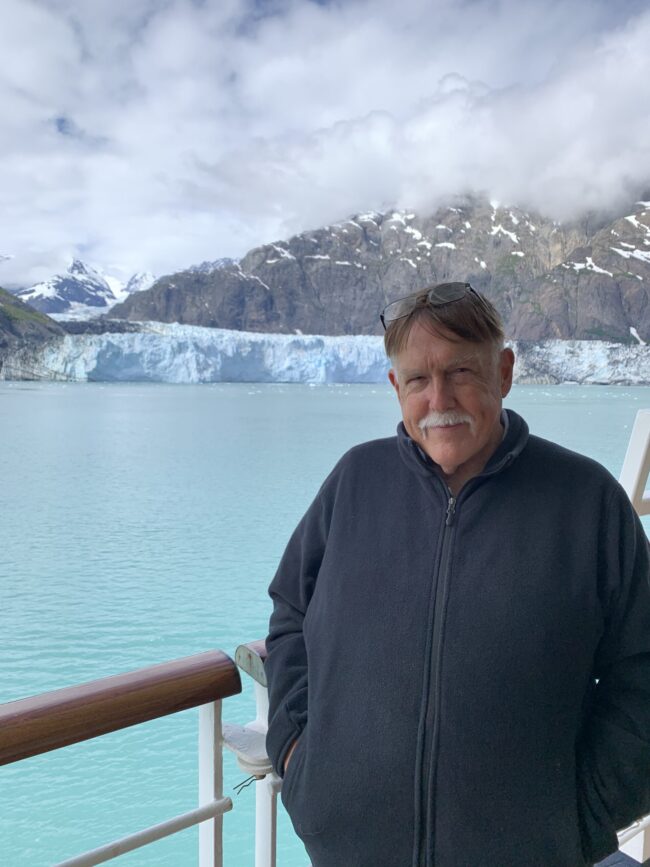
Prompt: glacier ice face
<box><xmin>8</xmin><ymin>322</ymin><xmax>650</xmax><ymax>385</ymax></box>
<box><xmin>33</xmin><ymin>323</ymin><xmax>391</xmax><ymax>384</ymax></box>
<box><xmin>512</xmin><ymin>339</ymin><xmax>650</xmax><ymax>385</ymax></box>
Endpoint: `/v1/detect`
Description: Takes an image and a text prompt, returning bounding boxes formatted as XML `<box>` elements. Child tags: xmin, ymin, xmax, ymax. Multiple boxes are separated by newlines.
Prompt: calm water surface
<box><xmin>1</xmin><ymin>382</ymin><xmax>648</xmax><ymax>866</ymax></box>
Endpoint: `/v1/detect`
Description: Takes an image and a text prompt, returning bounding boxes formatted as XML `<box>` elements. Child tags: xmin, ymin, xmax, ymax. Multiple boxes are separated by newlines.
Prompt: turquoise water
<box><xmin>1</xmin><ymin>381</ymin><xmax>648</xmax><ymax>866</ymax></box>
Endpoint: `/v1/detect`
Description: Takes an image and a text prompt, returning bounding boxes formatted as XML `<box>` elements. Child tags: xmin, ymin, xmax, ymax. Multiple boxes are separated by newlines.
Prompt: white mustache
<box><xmin>418</xmin><ymin>411</ymin><xmax>473</xmax><ymax>434</ymax></box>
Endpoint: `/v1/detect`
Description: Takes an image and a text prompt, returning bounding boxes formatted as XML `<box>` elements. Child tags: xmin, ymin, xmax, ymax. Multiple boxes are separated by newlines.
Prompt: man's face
<box><xmin>388</xmin><ymin>319</ymin><xmax>514</xmax><ymax>490</ymax></box>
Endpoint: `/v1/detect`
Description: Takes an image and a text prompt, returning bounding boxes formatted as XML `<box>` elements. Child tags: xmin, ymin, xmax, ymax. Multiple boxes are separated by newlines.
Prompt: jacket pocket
<box><xmin>279</xmin><ymin>732</ymin><xmax>325</xmax><ymax>838</ymax></box>
<box><xmin>280</xmin><ymin>733</ymin><xmax>306</xmax><ymax>811</ymax></box>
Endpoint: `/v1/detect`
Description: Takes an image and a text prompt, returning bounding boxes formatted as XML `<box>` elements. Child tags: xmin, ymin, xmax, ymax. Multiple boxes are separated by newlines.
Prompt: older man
<box><xmin>265</xmin><ymin>283</ymin><xmax>650</xmax><ymax>867</ymax></box>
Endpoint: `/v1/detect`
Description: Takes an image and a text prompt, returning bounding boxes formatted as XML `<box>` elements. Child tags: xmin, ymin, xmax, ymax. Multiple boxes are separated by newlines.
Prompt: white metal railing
<box><xmin>620</xmin><ymin>408</ymin><xmax>650</xmax><ymax>516</ymax></box>
<box><xmin>618</xmin><ymin>412</ymin><xmax>650</xmax><ymax>861</ymax></box>
<box><xmin>223</xmin><ymin>640</ymin><xmax>279</xmax><ymax>867</ymax></box>
<box><xmin>52</xmin><ymin>703</ymin><xmax>230</xmax><ymax>867</ymax></box>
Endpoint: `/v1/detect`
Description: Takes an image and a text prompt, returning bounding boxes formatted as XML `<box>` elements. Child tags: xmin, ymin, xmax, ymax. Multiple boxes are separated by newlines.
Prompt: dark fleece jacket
<box><xmin>265</xmin><ymin>410</ymin><xmax>650</xmax><ymax>867</ymax></box>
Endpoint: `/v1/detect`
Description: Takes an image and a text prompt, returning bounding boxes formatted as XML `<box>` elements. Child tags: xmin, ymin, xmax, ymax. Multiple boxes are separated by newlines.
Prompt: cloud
<box><xmin>1</xmin><ymin>0</ymin><xmax>649</xmax><ymax>286</ymax></box>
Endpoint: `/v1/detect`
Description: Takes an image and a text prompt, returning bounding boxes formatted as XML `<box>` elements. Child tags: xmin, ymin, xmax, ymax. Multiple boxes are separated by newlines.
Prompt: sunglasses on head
<box><xmin>380</xmin><ymin>282</ymin><xmax>477</xmax><ymax>330</ymax></box>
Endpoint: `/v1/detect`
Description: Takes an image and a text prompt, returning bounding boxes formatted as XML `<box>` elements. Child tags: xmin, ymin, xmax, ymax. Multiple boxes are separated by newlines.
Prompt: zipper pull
<box><xmin>446</xmin><ymin>496</ymin><xmax>457</xmax><ymax>526</ymax></box>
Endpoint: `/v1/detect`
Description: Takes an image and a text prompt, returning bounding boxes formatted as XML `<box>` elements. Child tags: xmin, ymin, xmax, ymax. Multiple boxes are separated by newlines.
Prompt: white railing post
<box><xmin>253</xmin><ymin>681</ymin><xmax>278</xmax><ymax>867</ymax></box>
<box><xmin>619</xmin><ymin>409</ymin><xmax>650</xmax><ymax>516</ymax></box>
<box><xmin>223</xmin><ymin>643</ymin><xmax>278</xmax><ymax>867</ymax></box>
<box><xmin>618</xmin><ymin>408</ymin><xmax>650</xmax><ymax>861</ymax></box>
<box><xmin>199</xmin><ymin>701</ymin><xmax>224</xmax><ymax>867</ymax></box>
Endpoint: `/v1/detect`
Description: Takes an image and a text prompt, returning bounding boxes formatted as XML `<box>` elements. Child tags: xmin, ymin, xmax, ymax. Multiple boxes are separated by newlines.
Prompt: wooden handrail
<box><xmin>235</xmin><ymin>640</ymin><xmax>267</xmax><ymax>686</ymax></box>
<box><xmin>0</xmin><ymin>650</ymin><xmax>242</xmax><ymax>766</ymax></box>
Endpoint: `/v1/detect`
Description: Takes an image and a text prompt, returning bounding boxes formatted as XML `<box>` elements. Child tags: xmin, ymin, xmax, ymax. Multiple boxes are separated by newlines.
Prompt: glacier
<box><xmin>4</xmin><ymin>322</ymin><xmax>650</xmax><ymax>385</ymax></box>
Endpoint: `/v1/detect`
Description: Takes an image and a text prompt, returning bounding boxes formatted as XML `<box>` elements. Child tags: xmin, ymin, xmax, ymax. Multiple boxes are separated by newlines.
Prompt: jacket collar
<box><xmin>396</xmin><ymin>408</ymin><xmax>529</xmax><ymax>483</ymax></box>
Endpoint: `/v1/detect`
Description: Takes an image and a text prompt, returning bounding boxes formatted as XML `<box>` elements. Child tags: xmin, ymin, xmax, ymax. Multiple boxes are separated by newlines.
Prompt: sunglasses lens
<box><xmin>382</xmin><ymin>296</ymin><xmax>421</xmax><ymax>324</ymax></box>
<box><xmin>426</xmin><ymin>283</ymin><xmax>469</xmax><ymax>305</ymax></box>
<box><xmin>381</xmin><ymin>282</ymin><xmax>471</xmax><ymax>327</ymax></box>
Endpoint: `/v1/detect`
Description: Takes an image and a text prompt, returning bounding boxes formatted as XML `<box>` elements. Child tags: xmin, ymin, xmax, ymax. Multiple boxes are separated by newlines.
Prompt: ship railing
<box><xmin>620</xmin><ymin>408</ymin><xmax>650</xmax><ymax>517</ymax></box>
<box><xmin>0</xmin><ymin>650</ymin><xmax>243</xmax><ymax>867</ymax></box>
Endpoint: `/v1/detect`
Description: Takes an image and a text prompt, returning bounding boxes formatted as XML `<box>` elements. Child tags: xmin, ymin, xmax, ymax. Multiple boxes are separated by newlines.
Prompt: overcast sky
<box><xmin>1</xmin><ymin>0</ymin><xmax>650</xmax><ymax>286</ymax></box>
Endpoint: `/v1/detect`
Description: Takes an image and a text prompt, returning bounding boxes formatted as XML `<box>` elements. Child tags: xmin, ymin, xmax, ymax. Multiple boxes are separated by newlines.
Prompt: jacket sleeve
<box><xmin>576</xmin><ymin>483</ymin><xmax>650</xmax><ymax>862</ymax></box>
<box><xmin>264</xmin><ymin>480</ymin><xmax>333</xmax><ymax>778</ymax></box>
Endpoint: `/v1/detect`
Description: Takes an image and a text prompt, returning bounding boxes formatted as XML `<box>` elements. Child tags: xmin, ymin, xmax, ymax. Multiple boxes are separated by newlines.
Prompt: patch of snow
<box><xmin>305</xmin><ymin>254</ymin><xmax>331</xmax><ymax>260</ymax></box>
<box><xmin>574</xmin><ymin>257</ymin><xmax>612</xmax><ymax>276</ymax></box>
<box><xmin>405</xmin><ymin>226</ymin><xmax>423</xmax><ymax>240</ymax></box>
<box><xmin>269</xmin><ymin>244</ymin><xmax>295</xmax><ymax>260</ymax></box>
<box><xmin>189</xmin><ymin>259</ymin><xmax>234</xmax><ymax>275</ymax></box>
<box><xmin>464</xmin><ymin>221</ymin><xmax>471</xmax><ymax>229</ymax></box>
<box><xmin>490</xmin><ymin>225</ymin><xmax>519</xmax><ymax>244</ymax></box>
<box><xmin>511</xmin><ymin>251</ymin><xmax>525</xmax><ymax>257</ymax></box>
<box><xmin>630</xmin><ymin>327</ymin><xmax>646</xmax><ymax>345</ymax></box>
<box><xmin>356</xmin><ymin>212</ymin><xmax>380</xmax><ymax>224</ymax></box>
<box><xmin>611</xmin><ymin>247</ymin><xmax>650</xmax><ymax>264</ymax></box>
<box><xmin>625</xmin><ymin>215</ymin><xmax>650</xmax><ymax>233</ymax></box>
<box><xmin>247</xmin><ymin>274</ymin><xmax>271</xmax><ymax>291</ymax></box>
<box><xmin>508</xmin><ymin>211</ymin><xmax>520</xmax><ymax>225</ymax></box>
<box><xmin>436</xmin><ymin>224</ymin><xmax>451</xmax><ymax>231</ymax></box>
<box><xmin>480</xmin><ymin>260</ymin><xmax>487</xmax><ymax>269</ymax></box>
<box><xmin>399</xmin><ymin>258</ymin><xmax>417</xmax><ymax>268</ymax></box>
<box><xmin>435</xmin><ymin>242</ymin><xmax>456</xmax><ymax>249</ymax></box>
<box><xmin>417</xmin><ymin>240</ymin><xmax>432</xmax><ymax>250</ymax></box>
<box><xmin>126</xmin><ymin>271</ymin><xmax>156</xmax><ymax>294</ymax></box>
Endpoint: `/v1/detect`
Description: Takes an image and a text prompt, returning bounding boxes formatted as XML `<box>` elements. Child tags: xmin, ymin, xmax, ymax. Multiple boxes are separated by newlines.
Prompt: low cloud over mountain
<box><xmin>2</xmin><ymin>0</ymin><xmax>649</xmax><ymax>286</ymax></box>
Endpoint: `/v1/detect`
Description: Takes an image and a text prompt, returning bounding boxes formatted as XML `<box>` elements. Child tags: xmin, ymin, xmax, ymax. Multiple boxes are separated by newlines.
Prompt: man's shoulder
<box><xmin>324</xmin><ymin>435</ymin><xmax>400</xmax><ymax>483</ymax></box>
<box><xmin>342</xmin><ymin>434</ymin><xmax>400</xmax><ymax>463</ymax></box>
<box><xmin>525</xmin><ymin>432</ymin><xmax>618</xmax><ymax>489</ymax></box>
<box><xmin>312</xmin><ymin>435</ymin><xmax>401</xmax><ymax>508</ymax></box>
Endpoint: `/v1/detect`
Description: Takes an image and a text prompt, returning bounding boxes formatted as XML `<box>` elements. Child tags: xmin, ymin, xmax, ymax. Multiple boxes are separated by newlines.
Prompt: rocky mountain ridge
<box><xmin>107</xmin><ymin>195</ymin><xmax>650</xmax><ymax>342</ymax></box>
<box><xmin>0</xmin><ymin>287</ymin><xmax>64</xmax><ymax>360</ymax></box>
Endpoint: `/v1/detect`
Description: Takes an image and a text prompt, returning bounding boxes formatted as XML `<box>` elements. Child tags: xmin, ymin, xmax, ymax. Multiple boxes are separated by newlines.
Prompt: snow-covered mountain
<box><xmin>14</xmin><ymin>260</ymin><xmax>156</xmax><ymax>320</ymax></box>
<box><xmin>4</xmin><ymin>322</ymin><xmax>646</xmax><ymax>385</ymax></box>
<box><xmin>124</xmin><ymin>272</ymin><xmax>156</xmax><ymax>295</ymax></box>
<box><xmin>15</xmin><ymin>259</ymin><xmax>118</xmax><ymax>317</ymax></box>
<box><xmin>108</xmin><ymin>195</ymin><xmax>650</xmax><ymax>342</ymax></box>
<box><xmin>188</xmin><ymin>258</ymin><xmax>236</xmax><ymax>274</ymax></box>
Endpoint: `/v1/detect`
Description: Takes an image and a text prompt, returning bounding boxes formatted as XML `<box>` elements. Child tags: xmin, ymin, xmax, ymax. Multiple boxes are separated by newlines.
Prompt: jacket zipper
<box><xmin>418</xmin><ymin>491</ymin><xmax>457</xmax><ymax>867</ymax></box>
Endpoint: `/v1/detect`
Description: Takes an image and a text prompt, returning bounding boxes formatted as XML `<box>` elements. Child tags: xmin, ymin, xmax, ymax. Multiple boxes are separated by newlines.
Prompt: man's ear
<box><xmin>499</xmin><ymin>348</ymin><xmax>515</xmax><ymax>398</ymax></box>
<box><xmin>388</xmin><ymin>367</ymin><xmax>400</xmax><ymax>399</ymax></box>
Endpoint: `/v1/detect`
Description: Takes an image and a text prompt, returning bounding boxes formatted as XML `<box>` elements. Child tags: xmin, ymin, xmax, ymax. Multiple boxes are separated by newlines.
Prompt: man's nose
<box><xmin>426</xmin><ymin>376</ymin><xmax>454</xmax><ymax>412</ymax></box>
